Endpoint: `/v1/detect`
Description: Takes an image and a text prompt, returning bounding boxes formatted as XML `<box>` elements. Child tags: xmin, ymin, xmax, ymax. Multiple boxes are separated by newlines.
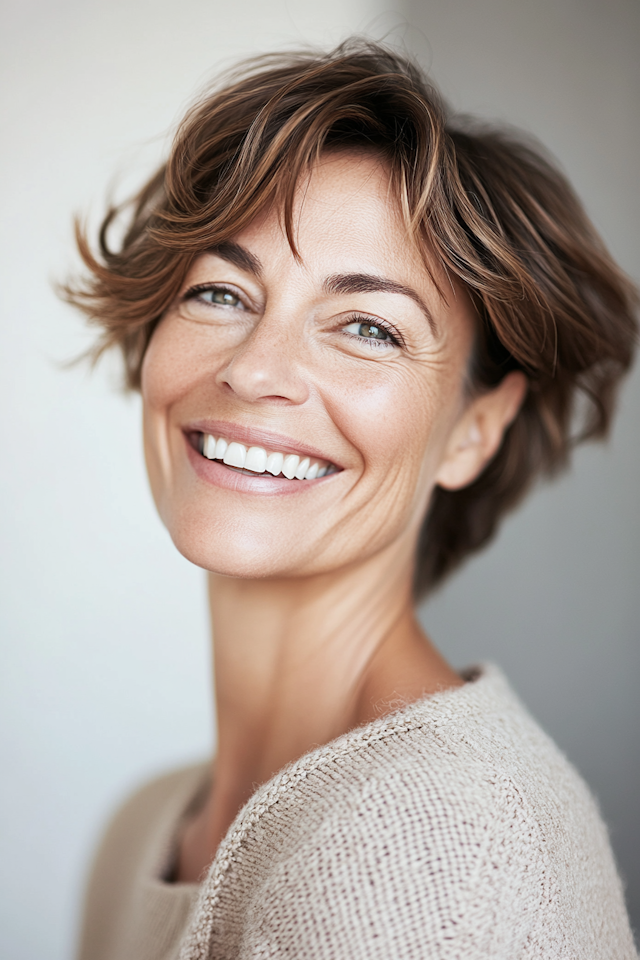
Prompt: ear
<box><xmin>435</xmin><ymin>372</ymin><xmax>528</xmax><ymax>491</ymax></box>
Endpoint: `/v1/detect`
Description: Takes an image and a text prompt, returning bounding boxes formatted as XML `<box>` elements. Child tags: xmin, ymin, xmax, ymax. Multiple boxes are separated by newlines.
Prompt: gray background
<box><xmin>1</xmin><ymin>0</ymin><xmax>638</xmax><ymax>957</ymax></box>
<box><xmin>404</xmin><ymin>0</ymin><xmax>640</xmax><ymax>935</ymax></box>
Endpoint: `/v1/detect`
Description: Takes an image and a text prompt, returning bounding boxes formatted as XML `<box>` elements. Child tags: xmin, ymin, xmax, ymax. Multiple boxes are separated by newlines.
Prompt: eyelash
<box><xmin>183</xmin><ymin>285</ymin><xmax>403</xmax><ymax>348</ymax></box>
<box><xmin>343</xmin><ymin>314</ymin><xmax>403</xmax><ymax>349</ymax></box>
<box><xmin>183</xmin><ymin>283</ymin><xmax>245</xmax><ymax>307</ymax></box>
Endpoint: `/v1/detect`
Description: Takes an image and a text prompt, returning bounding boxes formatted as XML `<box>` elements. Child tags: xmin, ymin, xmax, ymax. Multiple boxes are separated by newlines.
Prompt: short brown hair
<box><xmin>63</xmin><ymin>40</ymin><xmax>638</xmax><ymax>597</ymax></box>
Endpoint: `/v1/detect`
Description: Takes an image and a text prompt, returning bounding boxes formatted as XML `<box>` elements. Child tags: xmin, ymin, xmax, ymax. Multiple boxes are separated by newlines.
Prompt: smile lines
<box><xmin>198</xmin><ymin>433</ymin><xmax>337</xmax><ymax>480</ymax></box>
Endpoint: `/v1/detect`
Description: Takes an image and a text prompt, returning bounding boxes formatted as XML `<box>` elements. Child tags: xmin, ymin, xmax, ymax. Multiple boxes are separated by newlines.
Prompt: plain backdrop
<box><xmin>0</xmin><ymin>1</ymin><xmax>638</xmax><ymax>957</ymax></box>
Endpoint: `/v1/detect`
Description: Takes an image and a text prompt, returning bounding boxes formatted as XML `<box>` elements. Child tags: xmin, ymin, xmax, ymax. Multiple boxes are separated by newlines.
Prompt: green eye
<box><xmin>344</xmin><ymin>320</ymin><xmax>394</xmax><ymax>342</ymax></box>
<box><xmin>360</xmin><ymin>322</ymin><xmax>387</xmax><ymax>340</ymax></box>
<box><xmin>203</xmin><ymin>288</ymin><xmax>240</xmax><ymax>306</ymax></box>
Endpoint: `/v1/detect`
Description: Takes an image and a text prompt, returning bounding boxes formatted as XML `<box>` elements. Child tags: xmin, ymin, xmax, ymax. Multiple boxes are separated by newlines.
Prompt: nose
<box><xmin>216</xmin><ymin>307</ymin><xmax>310</xmax><ymax>405</ymax></box>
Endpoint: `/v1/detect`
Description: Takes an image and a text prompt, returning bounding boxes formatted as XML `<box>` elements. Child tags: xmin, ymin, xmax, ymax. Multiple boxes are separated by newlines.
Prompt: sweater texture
<box><xmin>77</xmin><ymin>665</ymin><xmax>637</xmax><ymax>960</ymax></box>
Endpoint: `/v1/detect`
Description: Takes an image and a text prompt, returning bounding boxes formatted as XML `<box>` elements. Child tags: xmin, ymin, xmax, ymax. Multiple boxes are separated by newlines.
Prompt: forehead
<box><xmin>297</xmin><ymin>149</ymin><xmax>398</xmax><ymax>221</ymax></box>
<box><xmin>236</xmin><ymin>149</ymin><xmax>430</xmax><ymax>281</ymax></box>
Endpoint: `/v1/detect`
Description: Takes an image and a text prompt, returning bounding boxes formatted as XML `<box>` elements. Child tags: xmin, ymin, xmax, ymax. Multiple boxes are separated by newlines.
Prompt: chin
<box><xmin>165</xmin><ymin>505</ymin><xmax>308</xmax><ymax>579</ymax></box>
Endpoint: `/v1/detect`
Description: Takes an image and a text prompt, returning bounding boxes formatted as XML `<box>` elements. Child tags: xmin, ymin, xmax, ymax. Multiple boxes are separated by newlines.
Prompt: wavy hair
<box><xmin>63</xmin><ymin>40</ymin><xmax>638</xmax><ymax>597</ymax></box>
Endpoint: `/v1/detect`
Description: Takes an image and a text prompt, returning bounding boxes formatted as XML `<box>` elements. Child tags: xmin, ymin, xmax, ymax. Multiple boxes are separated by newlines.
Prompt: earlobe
<box><xmin>436</xmin><ymin>372</ymin><xmax>527</xmax><ymax>491</ymax></box>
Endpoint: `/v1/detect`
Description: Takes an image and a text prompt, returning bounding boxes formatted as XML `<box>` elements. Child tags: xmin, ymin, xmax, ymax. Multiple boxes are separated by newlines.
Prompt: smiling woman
<box><xmin>141</xmin><ymin>151</ymin><xmax>496</xmax><ymax>586</ymax></box>
<box><xmin>65</xmin><ymin>41</ymin><xmax>638</xmax><ymax>960</ymax></box>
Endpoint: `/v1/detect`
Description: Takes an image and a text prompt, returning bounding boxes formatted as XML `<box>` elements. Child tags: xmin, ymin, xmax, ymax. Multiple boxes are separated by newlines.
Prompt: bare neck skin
<box><xmin>177</xmin><ymin>541</ymin><xmax>462</xmax><ymax>883</ymax></box>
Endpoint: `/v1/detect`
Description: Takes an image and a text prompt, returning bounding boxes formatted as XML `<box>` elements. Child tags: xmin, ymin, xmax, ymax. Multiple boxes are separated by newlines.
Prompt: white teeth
<box><xmin>214</xmin><ymin>437</ymin><xmax>228</xmax><ymax>459</ymax></box>
<box><xmin>295</xmin><ymin>457</ymin><xmax>310</xmax><ymax>480</ymax></box>
<box><xmin>200</xmin><ymin>432</ymin><xmax>333</xmax><ymax>480</ymax></box>
<box><xmin>203</xmin><ymin>434</ymin><xmax>217</xmax><ymax>459</ymax></box>
<box><xmin>282</xmin><ymin>454</ymin><xmax>300</xmax><ymax>480</ymax></box>
<box><xmin>265</xmin><ymin>451</ymin><xmax>284</xmax><ymax>476</ymax></box>
<box><xmin>244</xmin><ymin>446</ymin><xmax>267</xmax><ymax>473</ymax></box>
<box><xmin>223</xmin><ymin>442</ymin><xmax>247</xmax><ymax>469</ymax></box>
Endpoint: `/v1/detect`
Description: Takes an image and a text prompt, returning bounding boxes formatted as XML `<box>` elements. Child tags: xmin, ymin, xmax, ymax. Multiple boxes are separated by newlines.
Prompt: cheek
<box><xmin>324</xmin><ymin>360</ymin><xmax>460</xmax><ymax>514</ymax></box>
<box><xmin>141</xmin><ymin>318</ymin><xmax>201</xmax><ymax>411</ymax></box>
<box><xmin>140</xmin><ymin>320</ymin><xmax>205</xmax><ymax>518</ymax></box>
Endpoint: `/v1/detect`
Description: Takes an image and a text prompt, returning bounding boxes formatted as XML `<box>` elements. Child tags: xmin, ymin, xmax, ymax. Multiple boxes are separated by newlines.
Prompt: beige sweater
<box><xmin>77</xmin><ymin>666</ymin><xmax>637</xmax><ymax>960</ymax></box>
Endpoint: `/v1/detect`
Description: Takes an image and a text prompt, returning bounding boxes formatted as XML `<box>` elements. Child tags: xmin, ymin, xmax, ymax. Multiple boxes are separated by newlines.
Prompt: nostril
<box><xmin>257</xmin><ymin>395</ymin><xmax>297</xmax><ymax>404</ymax></box>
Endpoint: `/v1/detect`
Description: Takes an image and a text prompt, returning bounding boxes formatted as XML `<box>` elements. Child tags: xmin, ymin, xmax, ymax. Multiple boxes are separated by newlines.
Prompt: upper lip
<box><xmin>184</xmin><ymin>420</ymin><xmax>342</xmax><ymax>468</ymax></box>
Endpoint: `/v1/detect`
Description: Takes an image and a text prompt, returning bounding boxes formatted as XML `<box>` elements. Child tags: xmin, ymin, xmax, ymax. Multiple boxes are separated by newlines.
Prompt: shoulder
<box><xmin>194</xmin><ymin>668</ymin><xmax>635</xmax><ymax>959</ymax></box>
<box><xmin>290</xmin><ymin>663</ymin><xmax>602</xmax><ymax>843</ymax></box>
<box><xmin>77</xmin><ymin>763</ymin><xmax>207</xmax><ymax>960</ymax></box>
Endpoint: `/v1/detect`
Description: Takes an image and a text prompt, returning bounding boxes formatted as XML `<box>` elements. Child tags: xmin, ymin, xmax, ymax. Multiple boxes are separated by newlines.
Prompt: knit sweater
<box><xmin>77</xmin><ymin>665</ymin><xmax>637</xmax><ymax>960</ymax></box>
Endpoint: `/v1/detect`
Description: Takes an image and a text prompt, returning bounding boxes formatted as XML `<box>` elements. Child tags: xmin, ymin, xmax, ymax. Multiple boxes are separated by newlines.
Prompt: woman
<box><xmin>68</xmin><ymin>42</ymin><xmax>638</xmax><ymax>959</ymax></box>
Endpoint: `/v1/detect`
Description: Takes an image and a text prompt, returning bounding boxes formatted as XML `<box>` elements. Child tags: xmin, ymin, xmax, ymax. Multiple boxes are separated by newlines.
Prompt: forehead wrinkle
<box><xmin>324</xmin><ymin>273</ymin><xmax>438</xmax><ymax>336</ymax></box>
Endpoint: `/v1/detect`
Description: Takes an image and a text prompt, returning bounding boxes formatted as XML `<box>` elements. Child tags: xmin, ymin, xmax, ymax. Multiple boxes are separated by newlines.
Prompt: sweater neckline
<box><xmin>199</xmin><ymin>663</ymin><xmax>500</xmax><ymax>892</ymax></box>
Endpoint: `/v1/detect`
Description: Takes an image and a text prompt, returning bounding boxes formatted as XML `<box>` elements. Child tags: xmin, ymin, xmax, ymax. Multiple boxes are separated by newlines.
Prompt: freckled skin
<box><xmin>140</xmin><ymin>151</ymin><xmax>527</xmax><ymax>881</ymax></box>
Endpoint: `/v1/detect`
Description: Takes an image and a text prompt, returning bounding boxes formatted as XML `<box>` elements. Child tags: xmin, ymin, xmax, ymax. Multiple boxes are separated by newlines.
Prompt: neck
<box><xmin>177</xmin><ymin>544</ymin><xmax>461</xmax><ymax>881</ymax></box>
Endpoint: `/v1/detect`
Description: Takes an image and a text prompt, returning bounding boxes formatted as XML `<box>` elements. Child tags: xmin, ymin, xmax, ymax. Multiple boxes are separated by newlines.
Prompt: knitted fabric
<box><xmin>79</xmin><ymin>666</ymin><xmax>637</xmax><ymax>960</ymax></box>
<box><xmin>77</xmin><ymin>765</ymin><xmax>204</xmax><ymax>960</ymax></box>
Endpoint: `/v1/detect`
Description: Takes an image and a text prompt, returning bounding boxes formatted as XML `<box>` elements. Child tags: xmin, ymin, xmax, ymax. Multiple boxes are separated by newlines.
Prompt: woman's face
<box><xmin>142</xmin><ymin>151</ymin><xmax>477</xmax><ymax>579</ymax></box>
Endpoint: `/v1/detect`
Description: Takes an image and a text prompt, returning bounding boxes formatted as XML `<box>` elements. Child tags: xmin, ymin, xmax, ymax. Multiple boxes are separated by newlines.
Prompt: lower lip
<box><xmin>184</xmin><ymin>437</ymin><xmax>332</xmax><ymax>496</ymax></box>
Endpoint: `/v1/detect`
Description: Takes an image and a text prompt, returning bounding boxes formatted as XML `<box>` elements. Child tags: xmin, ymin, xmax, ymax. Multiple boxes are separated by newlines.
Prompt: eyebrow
<box><xmin>210</xmin><ymin>241</ymin><xmax>263</xmax><ymax>277</ymax></box>
<box><xmin>208</xmin><ymin>245</ymin><xmax>438</xmax><ymax>335</ymax></box>
<box><xmin>324</xmin><ymin>273</ymin><xmax>438</xmax><ymax>335</ymax></box>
